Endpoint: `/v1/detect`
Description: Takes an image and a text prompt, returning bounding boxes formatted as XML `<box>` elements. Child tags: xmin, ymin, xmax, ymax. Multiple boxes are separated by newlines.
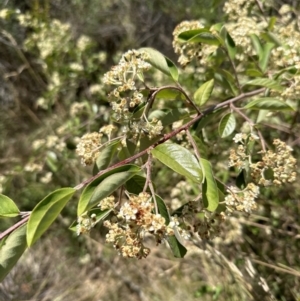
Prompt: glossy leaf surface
<box><xmin>194</xmin><ymin>79</ymin><xmax>214</xmax><ymax>107</ymax></box>
<box><xmin>27</xmin><ymin>188</ymin><xmax>76</xmax><ymax>246</ymax></box>
<box><xmin>151</xmin><ymin>143</ymin><xmax>203</xmax><ymax>183</ymax></box>
<box><xmin>218</xmin><ymin>113</ymin><xmax>236</xmax><ymax>138</ymax></box>
<box><xmin>201</xmin><ymin>158</ymin><xmax>219</xmax><ymax>211</ymax></box>
<box><xmin>0</xmin><ymin>195</ymin><xmax>19</xmax><ymax>218</ymax></box>
<box><xmin>140</xmin><ymin>47</ymin><xmax>178</xmax><ymax>81</ymax></box>
<box><xmin>78</xmin><ymin>165</ymin><xmax>140</xmax><ymax>215</ymax></box>
<box><xmin>0</xmin><ymin>225</ymin><xmax>27</xmax><ymax>282</ymax></box>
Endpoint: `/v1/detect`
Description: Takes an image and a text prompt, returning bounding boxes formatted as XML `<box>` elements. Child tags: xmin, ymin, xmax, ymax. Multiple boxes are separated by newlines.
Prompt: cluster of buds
<box><xmin>172</xmin><ymin>20</ymin><xmax>205</xmax><ymax>67</ymax></box>
<box><xmin>178</xmin><ymin>200</ymin><xmax>226</xmax><ymax>240</ymax></box>
<box><xmin>226</xmin><ymin>135</ymin><xmax>296</xmax><ymax>213</ymax></box>
<box><xmin>76</xmin><ymin>132</ymin><xmax>103</xmax><ymax>166</ymax></box>
<box><xmin>103</xmin><ymin>50</ymin><xmax>151</xmax><ymax>121</ymax></box>
<box><xmin>103</xmin><ymin>193</ymin><xmax>175</xmax><ymax>259</ymax></box>
<box><xmin>228</xmin><ymin>132</ymin><xmax>259</xmax><ymax>170</ymax></box>
<box><xmin>172</xmin><ymin>20</ymin><xmax>218</xmax><ymax>68</ymax></box>
<box><xmin>225</xmin><ymin>183</ymin><xmax>259</xmax><ymax>214</ymax></box>
<box><xmin>122</xmin><ymin>118</ymin><xmax>163</xmax><ymax>140</ymax></box>
<box><xmin>251</xmin><ymin>139</ymin><xmax>297</xmax><ymax>186</ymax></box>
<box><xmin>76</xmin><ymin>213</ymin><xmax>97</xmax><ymax>235</ymax></box>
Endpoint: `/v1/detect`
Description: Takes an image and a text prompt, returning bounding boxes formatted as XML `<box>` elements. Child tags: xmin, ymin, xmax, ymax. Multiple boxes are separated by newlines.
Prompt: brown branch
<box><xmin>0</xmin><ymin>215</ymin><xmax>30</xmax><ymax>240</ymax></box>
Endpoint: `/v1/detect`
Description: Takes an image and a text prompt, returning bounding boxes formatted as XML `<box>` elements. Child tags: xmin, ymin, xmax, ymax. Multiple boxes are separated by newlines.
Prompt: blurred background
<box><xmin>0</xmin><ymin>0</ymin><xmax>299</xmax><ymax>300</ymax></box>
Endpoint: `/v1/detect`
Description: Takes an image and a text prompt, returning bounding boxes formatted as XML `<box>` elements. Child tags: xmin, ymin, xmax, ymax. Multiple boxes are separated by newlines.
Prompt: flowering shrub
<box><xmin>0</xmin><ymin>2</ymin><xmax>298</xmax><ymax>295</ymax></box>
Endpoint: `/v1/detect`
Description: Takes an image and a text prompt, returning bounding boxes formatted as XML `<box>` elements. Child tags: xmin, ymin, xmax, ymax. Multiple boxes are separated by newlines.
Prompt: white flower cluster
<box><xmin>172</xmin><ymin>20</ymin><xmax>219</xmax><ymax>68</ymax></box>
<box><xmin>103</xmin><ymin>50</ymin><xmax>151</xmax><ymax>121</ymax></box>
<box><xmin>104</xmin><ymin>193</ymin><xmax>175</xmax><ymax>259</ymax></box>
<box><xmin>225</xmin><ymin>183</ymin><xmax>259</xmax><ymax>214</ymax></box>
<box><xmin>76</xmin><ymin>132</ymin><xmax>103</xmax><ymax>166</ymax></box>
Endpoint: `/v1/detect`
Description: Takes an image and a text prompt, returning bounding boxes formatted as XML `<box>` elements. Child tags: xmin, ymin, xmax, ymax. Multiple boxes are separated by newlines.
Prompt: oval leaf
<box><xmin>86</xmin><ymin>170</ymin><xmax>140</xmax><ymax>213</ymax></box>
<box><xmin>194</xmin><ymin>79</ymin><xmax>214</xmax><ymax>107</ymax></box>
<box><xmin>78</xmin><ymin>165</ymin><xmax>140</xmax><ymax>215</ymax></box>
<box><xmin>188</xmin><ymin>32</ymin><xmax>220</xmax><ymax>45</ymax></box>
<box><xmin>93</xmin><ymin>140</ymin><xmax>120</xmax><ymax>175</ymax></box>
<box><xmin>151</xmin><ymin>143</ymin><xmax>203</xmax><ymax>183</ymax></box>
<box><xmin>245</xmin><ymin>78</ymin><xmax>283</xmax><ymax>91</ymax></box>
<box><xmin>140</xmin><ymin>47</ymin><xmax>179</xmax><ymax>81</ymax></box>
<box><xmin>154</xmin><ymin>195</ymin><xmax>170</xmax><ymax>225</ymax></box>
<box><xmin>225</xmin><ymin>31</ymin><xmax>236</xmax><ymax>60</ymax></box>
<box><xmin>118</xmin><ymin>140</ymin><xmax>137</xmax><ymax>161</ymax></box>
<box><xmin>0</xmin><ymin>225</ymin><xmax>27</xmax><ymax>282</ymax></box>
<box><xmin>167</xmin><ymin>235</ymin><xmax>187</xmax><ymax>258</ymax></box>
<box><xmin>200</xmin><ymin>158</ymin><xmax>219</xmax><ymax>212</ymax></box>
<box><xmin>125</xmin><ymin>175</ymin><xmax>147</xmax><ymax>194</ymax></box>
<box><xmin>27</xmin><ymin>188</ymin><xmax>76</xmax><ymax>246</ymax></box>
<box><xmin>178</xmin><ymin>28</ymin><xmax>209</xmax><ymax>41</ymax></box>
<box><xmin>259</xmin><ymin>42</ymin><xmax>275</xmax><ymax>72</ymax></box>
<box><xmin>244</xmin><ymin>98</ymin><xmax>294</xmax><ymax>111</ymax></box>
<box><xmin>218</xmin><ymin>113</ymin><xmax>236</xmax><ymax>138</ymax></box>
<box><xmin>0</xmin><ymin>195</ymin><xmax>20</xmax><ymax>218</ymax></box>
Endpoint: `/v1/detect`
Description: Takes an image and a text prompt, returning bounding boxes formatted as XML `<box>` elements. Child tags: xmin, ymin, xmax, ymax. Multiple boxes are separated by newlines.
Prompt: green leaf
<box><xmin>0</xmin><ymin>195</ymin><xmax>20</xmax><ymax>218</ymax></box>
<box><xmin>259</xmin><ymin>42</ymin><xmax>275</xmax><ymax>72</ymax></box>
<box><xmin>261</xmin><ymin>32</ymin><xmax>281</xmax><ymax>46</ymax></box>
<box><xmin>148</xmin><ymin>108</ymin><xmax>190</xmax><ymax>127</ymax></box>
<box><xmin>219</xmin><ymin>69</ymin><xmax>238</xmax><ymax>94</ymax></box>
<box><xmin>160</xmin><ymin>108</ymin><xmax>190</xmax><ymax>126</ymax></box>
<box><xmin>214</xmin><ymin>72</ymin><xmax>237</xmax><ymax>96</ymax></box>
<box><xmin>167</xmin><ymin>235</ymin><xmax>187</xmax><ymax>258</ymax></box>
<box><xmin>194</xmin><ymin>79</ymin><xmax>214</xmax><ymax>107</ymax></box>
<box><xmin>178</xmin><ymin>28</ymin><xmax>220</xmax><ymax>45</ymax></box>
<box><xmin>250</xmin><ymin>34</ymin><xmax>263</xmax><ymax>58</ymax></box>
<box><xmin>132</xmin><ymin>102</ymin><xmax>146</xmax><ymax>119</ymax></box>
<box><xmin>140</xmin><ymin>47</ymin><xmax>179</xmax><ymax>81</ymax></box>
<box><xmin>246</xmin><ymin>68</ymin><xmax>264</xmax><ymax>77</ymax></box>
<box><xmin>200</xmin><ymin>158</ymin><xmax>219</xmax><ymax>211</ymax></box>
<box><xmin>151</xmin><ymin>143</ymin><xmax>203</xmax><ymax>183</ymax></box>
<box><xmin>218</xmin><ymin>113</ymin><xmax>236</xmax><ymax>138</ymax></box>
<box><xmin>244</xmin><ymin>98</ymin><xmax>294</xmax><ymax>111</ymax></box>
<box><xmin>78</xmin><ymin>166</ymin><xmax>140</xmax><ymax>215</ymax></box>
<box><xmin>125</xmin><ymin>175</ymin><xmax>147</xmax><ymax>194</ymax></box>
<box><xmin>46</xmin><ymin>151</ymin><xmax>58</xmax><ymax>172</ymax></box>
<box><xmin>245</xmin><ymin>78</ymin><xmax>283</xmax><ymax>91</ymax></box>
<box><xmin>0</xmin><ymin>225</ymin><xmax>27</xmax><ymax>282</ymax></box>
<box><xmin>195</xmin><ymin>108</ymin><xmax>226</xmax><ymax>133</ymax></box>
<box><xmin>118</xmin><ymin>139</ymin><xmax>137</xmax><ymax>161</ymax></box>
<box><xmin>154</xmin><ymin>89</ymin><xmax>183</xmax><ymax>100</ymax></box>
<box><xmin>88</xmin><ymin>172</ymin><xmax>139</xmax><ymax>212</ymax></box>
<box><xmin>155</xmin><ymin>195</ymin><xmax>170</xmax><ymax>225</ymax></box>
<box><xmin>178</xmin><ymin>28</ymin><xmax>209</xmax><ymax>40</ymax></box>
<box><xmin>27</xmin><ymin>188</ymin><xmax>76</xmax><ymax>246</ymax></box>
<box><xmin>192</xmin><ymin>133</ymin><xmax>208</xmax><ymax>160</ymax></box>
<box><xmin>268</xmin><ymin>16</ymin><xmax>277</xmax><ymax>31</ymax></box>
<box><xmin>188</xmin><ymin>32</ymin><xmax>220</xmax><ymax>45</ymax></box>
<box><xmin>236</xmin><ymin>170</ymin><xmax>247</xmax><ymax>189</ymax></box>
<box><xmin>225</xmin><ymin>31</ymin><xmax>236</xmax><ymax>60</ymax></box>
<box><xmin>93</xmin><ymin>140</ymin><xmax>120</xmax><ymax>175</ymax></box>
<box><xmin>256</xmin><ymin>109</ymin><xmax>270</xmax><ymax>123</ymax></box>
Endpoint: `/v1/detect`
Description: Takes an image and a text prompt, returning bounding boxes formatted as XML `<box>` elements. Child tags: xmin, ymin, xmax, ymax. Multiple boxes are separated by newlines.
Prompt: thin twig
<box><xmin>145</xmin><ymin>84</ymin><xmax>201</xmax><ymax>116</ymax></box>
<box><xmin>231</xmin><ymin>103</ymin><xmax>266</xmax><ymax>152</ymax></box>
<box><xmin>0</xmin><ymin>215</ymin><xmax>30</xmax><ymax>240</ymax></box>
<box><xmin>186</xmin><ymin>129</ymin><xmax>201</xmax><ymax>161</ymax></box>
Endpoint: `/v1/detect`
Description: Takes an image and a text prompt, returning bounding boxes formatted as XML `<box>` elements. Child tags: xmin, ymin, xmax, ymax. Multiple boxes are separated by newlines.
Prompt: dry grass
<box><xmin>3</xmin><ymin>213</ymin><xmax>298</xmax><ymax>301</ymax></box>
